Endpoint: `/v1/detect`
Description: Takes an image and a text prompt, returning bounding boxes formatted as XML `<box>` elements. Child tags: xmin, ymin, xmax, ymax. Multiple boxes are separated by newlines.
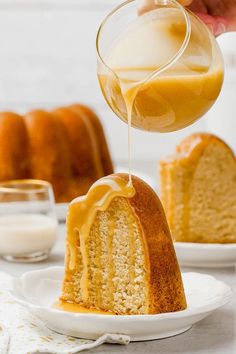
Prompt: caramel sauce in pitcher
<box><xmin>98</xmin><ymin>9</ymin><xmax>223</xmax><ymax>134</ymax></box>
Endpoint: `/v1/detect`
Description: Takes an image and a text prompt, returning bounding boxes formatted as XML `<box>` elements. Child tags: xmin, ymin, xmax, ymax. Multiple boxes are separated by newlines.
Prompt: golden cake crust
<box><xmin>0</xmin><ymin>112</ymin><xmax>29</xmax><ymax>180</ymax></box>
<box><xmin>71</xmin><ymin>104</ymin><xmax>113</xmax><ymax>176</ymax></box>
<box><xmin>161</xmin><ymin>132</ymin><xmax>235</xmax><ymax>165</ymax></box>
<box><xmin>117</xmin><ymin>174</ymin><xmax>187</xmax><ymax>313</ymax></box>
<box><xmin>25</xmin><ymin>109</ymin><xmax>73</xmax><ymax>202</ymax></box>
<box><xmin>0</xmin><ymin>105</ymin><xmax>113</xmax><ymax>202</ymax></box>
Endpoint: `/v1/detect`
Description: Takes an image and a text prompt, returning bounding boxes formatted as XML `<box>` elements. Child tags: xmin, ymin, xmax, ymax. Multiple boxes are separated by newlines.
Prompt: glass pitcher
<box><xmin>97</xmin><ymin>0</ymin><xmax>224</xmax><ymax>133</ymax></box>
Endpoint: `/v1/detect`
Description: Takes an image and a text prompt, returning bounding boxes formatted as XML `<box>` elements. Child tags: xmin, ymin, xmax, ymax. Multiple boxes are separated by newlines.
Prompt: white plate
<box><xmin>174</xmin><ymin>242</ymin><xmax>236</xmax><ymax>268</ymax></box>
<box><xmin>10</xmin><ymin>267</ymin><xmax>232</xmax><ymax>341</ymax></box>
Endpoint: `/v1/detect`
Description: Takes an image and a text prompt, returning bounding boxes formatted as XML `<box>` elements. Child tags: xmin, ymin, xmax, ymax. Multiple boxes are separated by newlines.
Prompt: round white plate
<box><xmin>10</xmin><ymin>267</ymin><xmax>232</xmax><ymax>341</ymax></box>
<box><xmin>174</xmin><ymin>242</ymin><xmax>236</xmax><ymax>268</ymax></box>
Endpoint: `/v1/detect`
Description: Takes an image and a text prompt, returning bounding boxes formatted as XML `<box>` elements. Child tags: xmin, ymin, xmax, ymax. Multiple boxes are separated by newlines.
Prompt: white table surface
<box><xmin>0</xmin><ymin>222</ymin><xmax>235</xmax><ymax>354</ymax></box>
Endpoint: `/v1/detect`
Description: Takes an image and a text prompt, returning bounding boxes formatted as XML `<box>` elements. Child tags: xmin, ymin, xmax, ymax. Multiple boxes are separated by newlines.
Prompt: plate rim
<box><xmin>10</xmin><ymin>266</ymin><xmax>233</xmax><ymax>321</ymax></box>
<box><xmin>174</xmin><ymin>241</ymin><xmax>236</xmax><ymax>249</ymax></box>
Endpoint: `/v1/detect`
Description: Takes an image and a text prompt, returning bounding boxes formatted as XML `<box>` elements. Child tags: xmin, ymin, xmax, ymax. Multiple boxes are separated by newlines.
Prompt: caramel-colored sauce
<box><xmin>53</xmin><ymin>300</ymin><xmax>115</xmax><ymax>315</ymax></box>
<box><xmin>66</xmin><ymin>175</ymin><xmax>135</xmax><ymax>302</ymax></box>
<box><xmin>98</xmin><ymin>9</ymin><xmax>223</xmax><ymax>134</ymax></box>
<box><xmin>99</xmin><ymin>66</ymin><xmax>223</xmax><ymax>133</ymax></box>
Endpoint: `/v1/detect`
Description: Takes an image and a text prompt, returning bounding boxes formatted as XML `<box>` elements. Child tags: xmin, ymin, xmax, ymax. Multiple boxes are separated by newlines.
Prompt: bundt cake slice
<box><xmin>60</xmin><ymin>173</ymin><xmax>186</xmax><ymax>315</ymax></box>
<box><xmin>160</xmin><ymin>133</ymin><xmax>236</xmax><ymax>243</ymax></box>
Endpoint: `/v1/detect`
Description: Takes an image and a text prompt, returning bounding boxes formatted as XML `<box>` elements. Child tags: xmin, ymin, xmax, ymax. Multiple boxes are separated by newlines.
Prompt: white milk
<box><xmin>0</xmin><ymin>214</ymin><xmax>57</xmax><ymax>255</ymax></box>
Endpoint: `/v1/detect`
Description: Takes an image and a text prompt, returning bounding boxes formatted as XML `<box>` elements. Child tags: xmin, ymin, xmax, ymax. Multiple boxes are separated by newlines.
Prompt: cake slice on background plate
<box><xmin>60</xmin><ymin>173</ymin><xmax>186</xmax><ymax>315</ymax></box>
<box><xmin>160</xmin><ymin>133</ymin><xmax>236</xmax><ymax>243</ymax></box>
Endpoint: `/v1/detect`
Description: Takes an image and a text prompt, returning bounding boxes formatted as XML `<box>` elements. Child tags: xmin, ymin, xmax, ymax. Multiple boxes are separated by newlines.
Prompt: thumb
<box><xmin>196</xmin><ymin>13</ymin><xmax>227</xmax><ymax>36</ymax></box>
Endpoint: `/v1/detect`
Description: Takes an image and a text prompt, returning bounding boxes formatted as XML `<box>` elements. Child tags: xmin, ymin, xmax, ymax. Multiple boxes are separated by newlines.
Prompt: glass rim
<box><xmin>96</xmin><ymin>0</ymin><xmax>191</xmax><ymax>84</ymax></box>
<box><xmin>0</xmin><ymin>179</ymin><xmax>52</xmax><ymax>194</ymax></box>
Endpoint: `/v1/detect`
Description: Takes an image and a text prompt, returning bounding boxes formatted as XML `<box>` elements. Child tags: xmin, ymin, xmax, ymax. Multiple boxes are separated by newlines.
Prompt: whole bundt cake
<box><xmin>60</xmin><ymin>173</ymin><xmax>186</xmax><ymax>315</ymax></box>
<box><xmin>0</xmin><ymin>104</ymin><xmax>113</xmax><ymax>202</ymax></box>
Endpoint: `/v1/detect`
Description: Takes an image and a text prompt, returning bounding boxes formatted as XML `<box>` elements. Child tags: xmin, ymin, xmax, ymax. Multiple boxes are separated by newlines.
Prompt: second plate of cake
<box><xmin>160</xmin><ymin>133</ymin><xmax>236</xmax><ymax>269</ymax></box>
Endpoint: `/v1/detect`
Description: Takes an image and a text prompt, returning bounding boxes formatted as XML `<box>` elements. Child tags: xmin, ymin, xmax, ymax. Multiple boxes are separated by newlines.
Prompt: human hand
<box><xmin>139</xmin><ymin>0</ymin><xmax>236</xmax><ymax>36</ymax></box>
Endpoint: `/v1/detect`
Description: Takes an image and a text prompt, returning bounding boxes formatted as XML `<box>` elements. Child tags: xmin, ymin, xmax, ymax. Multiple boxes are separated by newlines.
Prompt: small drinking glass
<box><xmin>0</xmin><ymin>179</ymin><xmax>58</xmax><ymax>263</ymax></box>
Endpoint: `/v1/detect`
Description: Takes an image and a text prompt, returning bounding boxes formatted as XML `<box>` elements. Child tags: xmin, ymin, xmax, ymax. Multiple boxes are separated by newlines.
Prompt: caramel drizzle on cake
<box><xmin>67</xmin><ymin>175</ymin><xmax>135</xmax><ymax>302</ymax></box>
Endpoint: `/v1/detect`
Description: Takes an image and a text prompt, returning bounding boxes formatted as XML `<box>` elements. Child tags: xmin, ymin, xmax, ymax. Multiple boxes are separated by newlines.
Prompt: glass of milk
<box><xmin>0</xmin><ymin>179</ymin><xmax>58</xmax><ymax>262</ymax></box>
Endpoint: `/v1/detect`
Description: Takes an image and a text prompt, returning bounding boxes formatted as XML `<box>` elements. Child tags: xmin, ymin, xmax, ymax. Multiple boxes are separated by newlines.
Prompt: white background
<box><xmin>0</xmin><ymin>0</ymin><xmax>235</xmax><ymax>175</ymax></box>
